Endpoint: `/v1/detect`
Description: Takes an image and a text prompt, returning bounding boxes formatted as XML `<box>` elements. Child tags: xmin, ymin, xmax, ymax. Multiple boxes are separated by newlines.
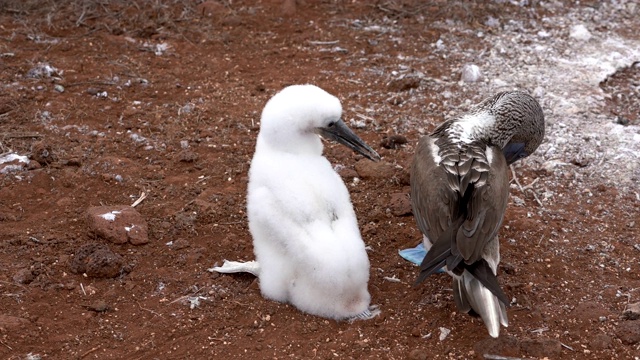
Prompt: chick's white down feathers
<box><xmin>247</xmin><ymin>85</ymin><xmax>373</xmax><ymax>320</ymax></box>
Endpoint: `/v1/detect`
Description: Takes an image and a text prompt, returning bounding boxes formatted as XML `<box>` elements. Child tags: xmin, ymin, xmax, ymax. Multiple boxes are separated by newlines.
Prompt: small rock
<box><xmin>501</xmin><ymin>263</ymin><xmax>518</xmax><ymax>275</ymax></box>
<box><xmin>196</xmin><ymin>0</ymin><xmax>226</xmax><ymax>17</ymax></box>
<box><xmin>362</xmin><ymin>222</ymin><xmax>377</xmax><ymax>236</ymax></box>
<box><xmin>387</xmin><ymin>94</ymin><xmax>405</xmax><ymax>105</ymax></box>
<box><xmin>194</xmin><ymin>188</ymin><xmax>223</xmax><ymax>212</ymax></box>
<box><xmin>69</xmin><ymin>243</ymin><xmax>126</xmax><ymax>278</ymax></box>
<box><xmin>485</xmin><ymin>16</ymin><xmax>500</xmax><ymax>28</ymax></box>
<box><xmin>388</xmin><ymin>193</ymin><xmax>412</xmax><ymax>216</ymax></box>
<box><xmin>13</xmin><ymin>268</ymin><xmax>35</xmax><ymax>284</ymax></box>
<box><xmin>408</xmin><ymin>349</ymin><xmax>427</xmax><ymax>360</ymax></box>
<box><xmin>337</xmin><ymin>167</ymin><xmax>359</xmax><ymax>180</ymax></box>
<box><xmin>349</xmin><ymin>119</ymin><xmax>366</xmax><ymax>129</ymax></box>
<box><xmin>520</xmin><ymin>337</ymin><xmax>562</xmax><ymax>357</ymax></box>
<box><xmin>308</xmin><ymin>322</ymin><xmax>319</xmax><ymax>332</ymax></box>
<box><xmin>533</xmin><ymin>86</ymin><xmax>545</xmax><ymax>98</ymax></box>
<box><xmin>438</xmin><ymin>327</ymin><xmax>451</xmax><ymax>341</ymax></box>
<box><xmin>569</xmin><ymin>24</ymin><xmax>592</xmax><ymax>41</ymax></box>
<box><xmin>27</xmin><ymin>160</ymin><xmax>42</xmax><ymax>170</ymax></box>
<box><xmin>571</xmin><ymin>154</ymin><xmax>590</xmax><ymax>167</ymax></box>
<box><xmin>590</xmin><ymin>333</ymin><xmax>612</xmax><ymax>350</ymax></box>
<box><xmin>387</xmin><ymin>76</ymin><xmax>421</xmax><ymax>92</ymax></box>
<box><xmin>616</xmin><ymin>320</ymin><xmax>640</xmax><ymax>344</ymax></box>
<box><xmin>84</xmin><ymin>300</ymin><xmax>109</xmax><ymax>313</ymax></box>
<box><xmin>177</xmin><ymin>150</ymin><xmax>199</xmax><ymax>163</ymax></box>
<box><xmin>492</xmin><ymin>78</ymin><xmax>509</xmax><ymax>87</ymax></box>
<box><xmin>122</xmin><ymin>106</ymin><xmax>141</xmax><ymax>118</ymax></box>
<box><xmin>380</xmin><ymin>135</ymin><xmax>408</xmax><ymax>149</ymax></box>
<box><xmin>571</xmin><ymin>301</ymin><xmax>611</xmax><ymax>321</ymax></box>
<box><xmin>623</xmin><ymin>302</ymin><xmax>640</xmax><ymax>320</ymax></box>
<box><xmin>86</xmin><ymin>88</ymin><xmax>101</xmax><ymax>96</ymax></box>
<box><xmin>54</xmin><ymin>84</ymin><xmax>64</xmax><ymax>93</ymax></box>
<box><xmin>26</xmin><ymin>62</ymin><xmax>61</xmax><ymax>78</ymax></box>
<box><xmin>172</xmin><ymin>238</ymin><xmax>190</xmax><ymax>250</ymax></box>
<box><xmin>179</xmin><ymin>103</ymin><xmax>194</xmax><ymax>115</ymax></box>
<box><xmin>537</xmin><ymin>30</ymin><xmax>550</xmax><ymax>39</ymax></box>
<box><xmin>31</xmin><ymin>141</ymin><xmax>57</xmax><ymax>166</ymax></box>
<box><xmin>511</xmin><ymin>195</ymin><xmax>525</xmax><ymax>206</ymax></box>
<box><xmin>461</xmin><ymin>64</ymin><xmax>483</xmax><ymax>83</ymax></box>
<box><xmin>474</xmin><ymin>335</ymin><xmax>521</xmax><ymax>359</ymax></box>
<box><xmin>0</xmin><ymin>314</ymin><xmax>30</xmax><ymax>330</ymax></box>
<box><xmin>86</xmin><ymin>205</ymin><xmax>149</xmax><ymax>245</ymax></box>
<box><xmin>354</xmin><ymin>159</ymin><xmax>395</xmax><ymax>180</ymax></box>
<box><xmin>615</xmin><ymin>116</ymin><xmax>630</xmax><ymax>126</ymax></box>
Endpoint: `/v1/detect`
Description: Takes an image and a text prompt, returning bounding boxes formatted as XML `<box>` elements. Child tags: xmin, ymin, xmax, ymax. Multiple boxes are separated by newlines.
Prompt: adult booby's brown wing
<box><xmin>410</xmin><ymin>134</ymin><xmax>510</xmax><ymax>304</ymax></box>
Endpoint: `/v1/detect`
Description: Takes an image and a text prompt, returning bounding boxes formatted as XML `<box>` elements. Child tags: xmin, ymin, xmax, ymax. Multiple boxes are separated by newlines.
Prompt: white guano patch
<box><xmin>478</xmin><ymin>11</ymin><xmax>640</xmax><ymax>189</ymax></box>
<box><xmin>100</xmin><ymin>211</ymin><xmax>121</xmax><ymax>222</ymax></box>
<box><xmin>0</xmin><ymin>153</ymin><xmax>29</xmax><ymax>164</ymax></box>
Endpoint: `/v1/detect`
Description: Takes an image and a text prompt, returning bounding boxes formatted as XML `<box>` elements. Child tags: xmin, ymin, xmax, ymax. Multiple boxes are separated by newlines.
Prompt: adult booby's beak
<box><xmin>316</xmin><ymin>119</ymin><xmax>381</xmax><ymax>162</ymax></box>
<box><xmin>502</xmin><ymin>142</ymin><xmax>528</xmax><ymax>165</ymax></box>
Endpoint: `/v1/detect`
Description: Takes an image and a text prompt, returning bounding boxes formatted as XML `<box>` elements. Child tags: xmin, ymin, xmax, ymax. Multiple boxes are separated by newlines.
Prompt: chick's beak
<box><xmin>316</xmin><ymin>119</ymin><xmax>380</xmax><ymax>161</ymax></box>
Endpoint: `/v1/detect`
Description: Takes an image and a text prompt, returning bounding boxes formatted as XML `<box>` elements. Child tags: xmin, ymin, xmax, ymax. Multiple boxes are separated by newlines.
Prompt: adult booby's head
<box><xmin>438</xmin><ymin>91</ymin><xmax>545</xmax><ymax>165</ymax></box>
<box><xmin>258</xmin><ymin>84</ymin><xmax>380</xmax><ymax>161</ymax></box>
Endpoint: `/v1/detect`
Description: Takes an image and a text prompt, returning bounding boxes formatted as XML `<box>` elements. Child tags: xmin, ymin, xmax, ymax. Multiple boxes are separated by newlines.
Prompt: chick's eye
<box><xmin>327</xmin><ymin>121</ymin><xmax>335</xmax><ymax>128</ymax></box>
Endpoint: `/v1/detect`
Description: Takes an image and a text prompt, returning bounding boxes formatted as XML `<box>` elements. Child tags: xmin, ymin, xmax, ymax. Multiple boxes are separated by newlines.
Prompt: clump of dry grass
<box><xmin>371</xmin><ymin>0</ymin><xmax>546</xmax><ymax>23</ymax></box>
<box><xmin>1</xmin><ymin>0</ymin><xmax>220</xmax><ymax>40</ymax></box>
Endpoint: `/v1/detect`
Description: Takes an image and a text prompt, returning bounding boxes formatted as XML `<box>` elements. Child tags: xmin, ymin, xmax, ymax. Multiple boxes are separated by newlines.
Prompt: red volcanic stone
<box><xmin>86</xmin><ymin>205</ymin><xmax>149</xmax><ymax>245</ymax></box>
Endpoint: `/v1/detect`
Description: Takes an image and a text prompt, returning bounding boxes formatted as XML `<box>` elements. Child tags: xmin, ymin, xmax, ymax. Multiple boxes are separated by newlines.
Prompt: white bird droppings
<box><xmin>0</xmin><ymin>153</ymin><xmax>29</xmax><ymax>164</ymax></box>
<box><xmin>100</xmin><ymin>211</ymin><xmax>121</xmax><ymax>222</ymax></box>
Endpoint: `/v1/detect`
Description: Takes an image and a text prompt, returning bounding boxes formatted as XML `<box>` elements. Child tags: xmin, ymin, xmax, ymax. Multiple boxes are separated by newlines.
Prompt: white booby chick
<box><xmin>410</xmin><ymin>91</ymin><xmax>545</xmax><ymax>337</ymax></box>
<box><xmin>213</xmin><ymin>84</ymin><xmax>380</xmax><ymax>321</ymax></box>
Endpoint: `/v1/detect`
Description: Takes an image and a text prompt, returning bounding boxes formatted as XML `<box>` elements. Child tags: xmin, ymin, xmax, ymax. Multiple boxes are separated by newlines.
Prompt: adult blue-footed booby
<box><xmin>410</xmin><ymin>91</ymin><xmax>545</xmax><ymax>337</ymax></box>
<box><xmin>212</xmin><ymin>84</ymin><xmax>380</xmax><ymax>321</ymax></box>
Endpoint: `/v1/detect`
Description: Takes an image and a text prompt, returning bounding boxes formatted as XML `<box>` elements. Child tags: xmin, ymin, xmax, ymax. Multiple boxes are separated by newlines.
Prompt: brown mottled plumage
<box><xmin>411</xmin><ymin>91</ymin><xmax>545</xmax><ymax>338</ymax></box>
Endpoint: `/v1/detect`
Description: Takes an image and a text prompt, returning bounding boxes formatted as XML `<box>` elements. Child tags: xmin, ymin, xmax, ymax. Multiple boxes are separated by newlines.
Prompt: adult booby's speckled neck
<box><xmin>410</xmin><ymin>91</ymin><xmax>545</xmax><ymax>337</ymax></box>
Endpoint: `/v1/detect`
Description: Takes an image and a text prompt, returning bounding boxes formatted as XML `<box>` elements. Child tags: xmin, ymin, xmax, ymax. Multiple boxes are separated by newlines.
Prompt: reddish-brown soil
<box><xmin>1</xmin><ymin>1</ymin><xmax>639</xmax><ymax>359</ymax></box>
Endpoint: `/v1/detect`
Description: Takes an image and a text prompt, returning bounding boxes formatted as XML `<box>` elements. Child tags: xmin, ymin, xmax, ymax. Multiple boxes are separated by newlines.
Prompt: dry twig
<box><xmin>484</xmin><ymin>355</ymin><xmax>526</xmax><ymax>360</ymax></box>
<box><xmin>561</xmin><ymin>342</ymin><xmax>575</xmax><ymax>351</ymax></box>
<box><xmin>0</xmin><ymin>340</ymin><xmax>12</xmax><ymax>350</ymax></box>
<box><xmin>131</xmin><ymin>191</ymin><xmax>148</xmax><ymax>207</ymax></box>
<box><xmin>510</xmin><ymin>166</ymin><xmax>544</xmax><ymax>207</ymax></box>
<box><xmin>80</xmin><ymin>346</ymin><xmax>100</xmax><ymax>358</ymax></box>
<box><xmin>137</xmin><ymin>301</ymin><xmax>163</xmax><ymax>318</ymax></box>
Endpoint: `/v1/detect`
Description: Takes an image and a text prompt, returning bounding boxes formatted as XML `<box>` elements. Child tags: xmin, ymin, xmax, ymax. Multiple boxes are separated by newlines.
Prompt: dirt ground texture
<box><xmin>1</xmin><ymin>0</ymin><xmax>639</xmax><ymax>359</ymax></box>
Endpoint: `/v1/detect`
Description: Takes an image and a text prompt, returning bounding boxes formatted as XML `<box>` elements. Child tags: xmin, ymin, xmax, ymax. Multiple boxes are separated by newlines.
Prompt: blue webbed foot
<box><xmin>398</xmin><ymin>243</ymin><xmax>445</xmax><ymax>273</ymax></box>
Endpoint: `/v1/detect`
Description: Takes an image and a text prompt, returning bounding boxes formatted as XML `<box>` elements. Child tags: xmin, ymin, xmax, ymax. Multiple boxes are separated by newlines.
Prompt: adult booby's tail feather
<box><xmin>414</xmin><ymin>216</ymin><xmax>465</xmax><ymax>286</ymax></box>
<box><xmin>466</xmin><ymin>259</ymin><xmax>510</xmax><ymax>306</ymax></box>
<box><xmin>455</xmin><ymin>271</ymin><xmax>509</xmax><ymax>338</ymax></box>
